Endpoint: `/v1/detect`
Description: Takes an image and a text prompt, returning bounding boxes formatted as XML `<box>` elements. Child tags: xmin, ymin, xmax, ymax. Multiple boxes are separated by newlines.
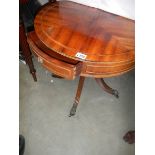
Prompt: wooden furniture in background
<box><xmin>19</xmin><ymin>0</ymin><xmax>55</xmax><ymax>81</ymax></box>
<box><xmin>19</xmin><ymin>0</ymin><xmax>41</xmax><ymax>81</ymax></box>
<box><xmin>19</xmin><ymin>22</ymin><xmax>37</xmax><ymax>81</ymax></box>
<box><xmin>27</xmin><ymin>1</ymin><xmax>135</xmax><ymax>116</ymax></box>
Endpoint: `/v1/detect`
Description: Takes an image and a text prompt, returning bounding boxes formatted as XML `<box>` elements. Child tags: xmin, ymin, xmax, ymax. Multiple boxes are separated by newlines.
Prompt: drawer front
<box><xmin>28</xmin><ymin>37</ymin><xmax>81</xmax><ymax>80</ymax></box>
<box><xmin>42</xmin><ymin>57</ymin><xmax>76</xmax><ymax>80</ymax></box>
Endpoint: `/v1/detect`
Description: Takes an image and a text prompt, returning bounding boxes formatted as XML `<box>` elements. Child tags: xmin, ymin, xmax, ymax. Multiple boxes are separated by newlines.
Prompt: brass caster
<box><xmin>69</xmin><ymin>103</ymin><xmax>78</xmax><ymax>117</ymax></box>
<box><xmin>112</xmin><ymin>89</ymin><xmax>119</xmax><ymax>98</ymax></box>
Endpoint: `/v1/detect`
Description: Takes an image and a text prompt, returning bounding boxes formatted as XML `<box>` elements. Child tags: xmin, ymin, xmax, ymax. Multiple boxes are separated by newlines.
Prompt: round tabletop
<box><xmin>34</xmin><ymin>1</ymin><xmax>134</xmax><ymax>64</ymax></box>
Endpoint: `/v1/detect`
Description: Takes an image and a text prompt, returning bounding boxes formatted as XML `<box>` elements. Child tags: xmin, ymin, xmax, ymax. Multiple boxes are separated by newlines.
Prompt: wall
<box><xmin>38</xmin><ymin>0</ymin><xmax>135</xmax><ymax>20</ymax></box>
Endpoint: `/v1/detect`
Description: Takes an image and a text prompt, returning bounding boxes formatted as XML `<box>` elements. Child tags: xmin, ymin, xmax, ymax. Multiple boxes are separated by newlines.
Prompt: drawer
<box><xmin>27</xmin><ymin>32</ymin><xmax>82</xmax><ymax>80</ymax></box>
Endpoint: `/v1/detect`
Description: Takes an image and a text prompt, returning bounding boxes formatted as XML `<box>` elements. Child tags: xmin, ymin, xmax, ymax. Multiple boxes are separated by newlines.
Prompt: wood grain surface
<box><xmin>31</xmin><ymin>1</ymin><xmax>135</xmax><ymax>78</ymax></box>
<box><xmin>34</xmin><ymin>1</ymin><xmax>135</xmax><ymax>63</ymax></box>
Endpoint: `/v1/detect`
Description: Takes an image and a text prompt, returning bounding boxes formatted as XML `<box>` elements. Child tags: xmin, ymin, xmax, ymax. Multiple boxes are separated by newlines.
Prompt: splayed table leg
<box><xmin>69</xmin><ymin>76</ymin><xmax>85</xmax><ymax>117</ymax></box>
<box><xmin>95</xmin><ymin>78</ymin><xmax>119</xmax><ymax>98</ymax></box>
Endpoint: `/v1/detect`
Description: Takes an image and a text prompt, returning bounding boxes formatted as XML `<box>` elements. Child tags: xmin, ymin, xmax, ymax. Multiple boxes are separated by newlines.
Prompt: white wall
<box><xmin>38</xmin><ymin>0</ymin><xmax>48</xmax><ymax>5</ymax></box>
<box><xmin>38</xmin><ymin>0</ymin><xmax>135</xmax><ymax>20</ymax></box>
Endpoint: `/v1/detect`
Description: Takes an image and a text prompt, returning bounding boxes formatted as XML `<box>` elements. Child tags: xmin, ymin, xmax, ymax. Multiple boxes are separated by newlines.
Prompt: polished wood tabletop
<box><xmin>31</xmin><ymin>1</ymin><xmax>135</xmax><ymax>79</ymax></box>
<box><xmin>34</xmin><ymin>1</ymin><xmax>134</xmax><ymax>63</ymax></box>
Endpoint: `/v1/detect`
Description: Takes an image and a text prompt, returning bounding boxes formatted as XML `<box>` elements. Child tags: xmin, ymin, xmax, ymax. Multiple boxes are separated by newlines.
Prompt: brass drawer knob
<box><xmin>38</xmin><ymin>57</ymin><xmax>43</xmax><ymax>63</ymax></box>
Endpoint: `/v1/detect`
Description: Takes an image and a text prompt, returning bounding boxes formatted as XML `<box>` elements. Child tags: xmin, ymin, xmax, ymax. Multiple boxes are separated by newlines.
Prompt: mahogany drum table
<box><xmin>27</xmin><ymin>1</ymin><xmax>135</xmax><ymax>116</ymax></box>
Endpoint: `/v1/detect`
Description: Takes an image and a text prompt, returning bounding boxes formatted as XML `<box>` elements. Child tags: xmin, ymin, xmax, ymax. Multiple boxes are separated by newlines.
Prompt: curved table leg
<box><xmin>69</xmin><ymin>76</ymin><xmax>85</xmax><ymax>117</ymax></box>
<box><xmin>19</xmin><ymin>23</ymin><xmax>37</xmax><ymax>82</ymax></box>
<box><xmin>95</xmin><ymin>78</ymin><xmax>119</xmax><ymax>98</ymax></box>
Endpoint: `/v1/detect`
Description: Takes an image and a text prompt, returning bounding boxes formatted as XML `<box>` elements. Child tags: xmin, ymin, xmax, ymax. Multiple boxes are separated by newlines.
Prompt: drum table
<box><xmin>27</xmin><ymin>1</ymin><xmax>135</xmax><ymax>116</ymax></box>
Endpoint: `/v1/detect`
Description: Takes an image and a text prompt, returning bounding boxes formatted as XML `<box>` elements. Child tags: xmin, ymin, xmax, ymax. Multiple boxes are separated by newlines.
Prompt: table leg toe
<box><xmin>69</xmin><ymin>102</ymin><xmax>78</xmax><ymax>117</ymax></box>
<box><xmin>112</xmin><ymin>89</ymin><xmax>119</xmax><ymax>98</ymax></box>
